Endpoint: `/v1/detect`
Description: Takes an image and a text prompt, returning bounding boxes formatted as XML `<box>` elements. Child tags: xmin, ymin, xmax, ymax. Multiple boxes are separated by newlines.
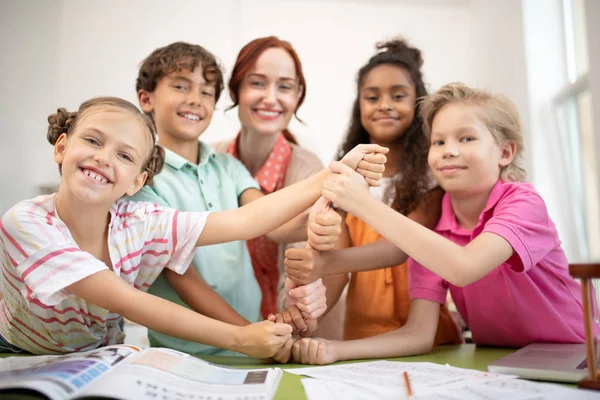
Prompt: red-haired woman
<box><xmin>214</xmin><ymin>37</ymin><xmax>344</xmax><ymax>338</ymax></box>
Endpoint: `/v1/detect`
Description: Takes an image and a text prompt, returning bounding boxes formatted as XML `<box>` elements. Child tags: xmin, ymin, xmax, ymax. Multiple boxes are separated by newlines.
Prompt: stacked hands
<box><xmin>244</xmin><ymin>144</ymin><xmax>387</xmax><ymax>363</ymax></box>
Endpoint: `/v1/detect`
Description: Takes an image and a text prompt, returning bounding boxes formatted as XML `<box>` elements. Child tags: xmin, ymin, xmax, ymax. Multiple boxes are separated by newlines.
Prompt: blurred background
<box><xmin>0</xmin><ymin>0</ymin><xmax>598</xmax><ymax>262</ymax></box>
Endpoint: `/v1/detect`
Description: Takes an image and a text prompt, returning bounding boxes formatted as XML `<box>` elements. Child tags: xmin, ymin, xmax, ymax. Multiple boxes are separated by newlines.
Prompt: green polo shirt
<box><xmin>127</xmin><ymin>141</ymin><xmax>261</xmax><ymax>355</ymax></box>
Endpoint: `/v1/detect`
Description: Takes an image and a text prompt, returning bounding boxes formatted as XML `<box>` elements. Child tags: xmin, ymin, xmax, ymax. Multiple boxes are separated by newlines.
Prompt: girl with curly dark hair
<box><xmin>285</xmin><ymin>38</ymin><xmax>462</xmax><ymax>345</ymax></box>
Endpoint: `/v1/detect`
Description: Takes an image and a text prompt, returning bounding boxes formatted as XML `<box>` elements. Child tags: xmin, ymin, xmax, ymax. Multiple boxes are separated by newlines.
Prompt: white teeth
<box><xmin>83</xmin><ymin>169</ymin><xmax>109</xmax><ymax>184</ymax></box>
<box><xmin>256</xmin><ymin>110</ymin><xmax>279</xmax><ymax>117</ymax></box>
<box><xmin>181</xmin><ymin>113</ymin><xmax>200</xmax><ymax>121</ymax></box>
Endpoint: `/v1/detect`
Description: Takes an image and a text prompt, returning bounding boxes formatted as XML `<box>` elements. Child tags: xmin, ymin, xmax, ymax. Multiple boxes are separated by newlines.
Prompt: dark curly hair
<box><xmin>136</xmin><ymin>42</ymin><xmax>224</xmax><ymax>103</ymax></box>
<box><xmin>336</xmin><ymin>38</ymin><xmax>430</xmax><ymax>215</ymax></box>
<box><xmin>47</xmin><ymin>97</ymin><xmax>165</xmax><ymax>185</ymax></box>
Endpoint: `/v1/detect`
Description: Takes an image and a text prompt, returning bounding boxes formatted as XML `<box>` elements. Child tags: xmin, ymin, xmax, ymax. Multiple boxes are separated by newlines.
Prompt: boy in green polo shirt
<box><xmin>127</xmin><ymin>42</ymin><xmax>338</xmax><ymax>357</ymax></box>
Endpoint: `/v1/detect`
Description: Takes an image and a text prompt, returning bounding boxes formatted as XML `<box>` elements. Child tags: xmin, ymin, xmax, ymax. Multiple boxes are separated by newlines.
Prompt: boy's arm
<box><xmin>285</xmin><ymin>188</ymin><xmax>444</xmax><ymax>283</ymax></box>
<box><xmin>66</xmin><ymin>270</ymin><xmax>291</xmax><ymax>358</ymax></box>
<box><xmin>163</xmin><ymin>267</ymin><xmax>250</xmax><ymax>326</ymax></box>
<box><xmin>324</xmin><ymin>162</ymin><xmax>514</xmax><ymax>287</ymax></box>
<box><xmin>334</xmin><ymin>299</ymin><xmax>440</xmax><ymax>359</ymax></box>
<box><xmin>292</xmin><ymin>299</ymin><xmax>440</xmax><ymax>364</ymax></box>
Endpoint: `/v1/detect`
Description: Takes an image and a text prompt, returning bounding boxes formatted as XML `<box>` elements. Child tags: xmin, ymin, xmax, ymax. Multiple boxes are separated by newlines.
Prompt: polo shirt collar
<box><xmin>436</xmin><ymin>179</ymin><xmax>507</xmax><ymax>233</ymax></box>
<box><xmin>163</xmin><ymin>141</ymin><xmax>216</xmax><ymax>171</ymax></box>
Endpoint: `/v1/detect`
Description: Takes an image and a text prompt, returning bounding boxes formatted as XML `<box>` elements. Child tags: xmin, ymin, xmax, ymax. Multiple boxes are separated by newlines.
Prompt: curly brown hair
<box><xmin>337</xmin><ymin>38</ymin><xmax>430</xmax><ymax>215</ymax></box>
<box><xmin>136</xmin><ymin>42</ymin><xmax>224</xmax><ymax>103</ymax></box>
<box><xmin>47</xmin><ymin>97</ymin><xmax>165</xmax><ymax>185</ymax></box>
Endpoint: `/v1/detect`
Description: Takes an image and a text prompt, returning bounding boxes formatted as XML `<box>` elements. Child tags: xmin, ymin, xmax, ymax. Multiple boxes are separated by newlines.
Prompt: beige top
<box><xmin>212</xmin><ymin>139</ymin><xmax>324</xmax><ymax>310</ymax></box>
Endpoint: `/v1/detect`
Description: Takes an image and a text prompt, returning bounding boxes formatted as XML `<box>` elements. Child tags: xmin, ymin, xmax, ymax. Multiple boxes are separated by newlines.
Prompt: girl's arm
<box><xmin>196</xmin><ymin>145</ymin><xmax>388</xmax><ymax>247</ymax></box>
<box><xmin>324</xmin><ymin>162</ymin><xmax>513</xmax><ymax>287</ymax></box>
<box><xmin>197</xmin><ymin>169</ymin><xmax>327</xmax><ymax>246</ymax></box>
<box><xmin>292</xmin><ymin>299</ymin><xmax>441</xmax><ymax>364</ymax></box>
<box><xmin>163</xmin><ymin>267</ymin><xmax>249</xmax><ymax>326</ymax></box>
<box><xmin>66</xmin><ymin>270</ymin><xmax>291</xmax><ymax>358</ymax></box>
<box><xmin>312</xmin><ymin>218</ymin><xmax>351</xmax><ymax>318</ymax></box>
<box><xmin>240</xmin><ymin>188</ymin><xmax>342</xmax><ymax>248</ymax></box>
<box><xmin>285</xmin><ymin>188</ymin><xmax>444</xmax><ymax>283</ymax></box>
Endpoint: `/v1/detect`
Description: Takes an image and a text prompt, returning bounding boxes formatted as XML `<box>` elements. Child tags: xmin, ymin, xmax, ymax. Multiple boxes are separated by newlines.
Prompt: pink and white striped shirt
<box><xmin>0</xmin><ymin>194</ymin><xmax>207</xmax><ymax>354</ymax></box>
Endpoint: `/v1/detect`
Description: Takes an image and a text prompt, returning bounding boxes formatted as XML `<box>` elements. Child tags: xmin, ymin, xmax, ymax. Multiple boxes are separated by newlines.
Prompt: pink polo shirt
<box><xmin>409</xmin><ymin>180</ymin><xmax>585</xmax><ymax>347</ymax></box>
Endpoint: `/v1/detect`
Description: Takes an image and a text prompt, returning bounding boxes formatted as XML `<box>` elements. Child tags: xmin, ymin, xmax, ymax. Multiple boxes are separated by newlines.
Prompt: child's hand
<box><xmin>300</xmin><ymin>318</ymin><xmax>318</xmax><ymax>338</ymax></box>
<box><xmin>292</xmin><ymin>337</ymin><xmax>338</xmax><ymax>365</ymax></box>
<box><xmin>307</xmin><ymin>197</ymin><xmax>341</xmax><ymax>251</ymax></box>
<box><xmin>270</xmin><ymin>336</ymin><xmax>296</xmax><ymax>364</ymax></box>
<box><xmin>237</xmin><ymin>320</ymin><xmax>292</xmax><ymax>358</ymax></box>
<box><xmin>286</xmin><ymin>277</ymin><xmax>327</xmax><ymax>320</ymax></box>
<box><xmin>285</xmin><ymin>248</ymin><xmax>325</xmax><ymax>285</ymax></box>
<box><xmin>340</xmin><ymin>144</ymin><xmax>388</xmax><ymax>186</ymax></box>
<box><xmin>268</xmin><ymin>305</ymin><xmax>307</xmax><ymax>334</ymax></box>
<box><xmin>268</xmin><ymin>305</ymin><xmax>319</xmax><ymax>338</ymax></box>
<box><xmin>322</xmin><ymin>161</ymin><xmax>371</xmax><ymax>214</ymax></box>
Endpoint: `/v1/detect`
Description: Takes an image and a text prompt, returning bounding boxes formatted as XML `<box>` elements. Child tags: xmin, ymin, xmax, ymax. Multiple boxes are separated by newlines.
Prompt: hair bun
<box><xmin>47</xmin><ymin>108</ymin><xmax>77</xmax><ymax>145</ymax></box>
<box><xmin>376</xmin><ymin>38</ymin><xmax>423</xmax><ymax>68</ymax></box>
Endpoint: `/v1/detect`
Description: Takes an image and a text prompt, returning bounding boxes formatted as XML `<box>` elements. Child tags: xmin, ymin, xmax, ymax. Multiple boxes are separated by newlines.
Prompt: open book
<box><xmin>0</xmin><ymin>345</ymin><xmax>282</xmax><ymax>400</ymax></box>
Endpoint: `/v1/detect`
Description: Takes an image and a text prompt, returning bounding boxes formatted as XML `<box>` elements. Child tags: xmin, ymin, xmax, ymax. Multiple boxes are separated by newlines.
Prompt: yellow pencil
<box><xmin>403</xmin><ymin>371</ymin><xmax>413</xmax><ymax>398</ymax></box>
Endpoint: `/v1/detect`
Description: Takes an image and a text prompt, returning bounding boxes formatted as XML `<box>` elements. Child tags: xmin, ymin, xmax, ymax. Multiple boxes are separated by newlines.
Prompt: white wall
<box><xmin>1</xmin><ymin>0</ymin><xmax>529</xmax><ymax>210</ymax></box>
<box><xmin>0</xmin><ymin>0</ymin><xmax>59</xmax><ymax>214</ymax></box>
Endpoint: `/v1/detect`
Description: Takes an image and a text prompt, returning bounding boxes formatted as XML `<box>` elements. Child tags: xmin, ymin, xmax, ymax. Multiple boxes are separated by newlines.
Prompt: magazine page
<box><xmin>0</xmin><ymin>345</ymin><xmax>141</xmax><ymax>400</ymax></box>
<box><xmin>80</xmin><ymin>347</ymin><xmax>283</xmax><ymax>400</ymax></box>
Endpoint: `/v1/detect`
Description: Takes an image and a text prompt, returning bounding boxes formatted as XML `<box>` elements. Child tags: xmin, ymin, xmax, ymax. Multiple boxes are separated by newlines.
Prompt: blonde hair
<box><xmin>47</xmin><ymin>96</ymin><xmax>165</xmax><ymax>185</ymax></box>
<box><xmin>420</xmin><ymin>82</ymin><xmax>526</xmax><ymax>182</ymax></box>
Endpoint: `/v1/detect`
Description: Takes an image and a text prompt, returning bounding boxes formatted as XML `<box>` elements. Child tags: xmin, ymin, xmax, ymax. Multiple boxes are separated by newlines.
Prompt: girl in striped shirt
<box><xmin>0</xmin><ymin>96</ymin><xmax>387</xmax><ymax>356</ymax></box>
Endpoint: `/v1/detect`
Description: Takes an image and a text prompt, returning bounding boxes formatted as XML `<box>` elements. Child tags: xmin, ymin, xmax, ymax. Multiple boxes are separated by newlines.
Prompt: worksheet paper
<box><xmin>288</xmin><ymin>361</ymin><xmax>597</xmax><ymax>399</ymax></box>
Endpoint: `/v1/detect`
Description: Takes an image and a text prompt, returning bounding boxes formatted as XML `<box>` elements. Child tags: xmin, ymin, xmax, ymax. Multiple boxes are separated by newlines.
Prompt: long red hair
<box><xmin>228</xmin><ymin>36</ymin><xmax>306</xmax><ymax>145</ymax></box>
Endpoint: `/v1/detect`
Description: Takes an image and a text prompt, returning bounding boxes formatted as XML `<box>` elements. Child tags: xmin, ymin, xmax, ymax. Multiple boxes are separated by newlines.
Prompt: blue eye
<box><xmin>85</xmin><ymin>137</ymin><xmax>100</xmax><ymax>146</ymax></box>
<box><xmin>173</xmin><ymin>85</ymin><xmax>187</xmax><ymax>91</ymax></box>
<box><xmin>250</xmin><ymin>81</ymin><xmax>265</xmax><ymax>88</ymax></box>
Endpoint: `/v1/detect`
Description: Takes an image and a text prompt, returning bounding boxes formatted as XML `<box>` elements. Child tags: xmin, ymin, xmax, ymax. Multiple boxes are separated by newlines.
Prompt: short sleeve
<box><xmin>223</xmin><ymin>154</ymin><xmax>260</xmax><ymax>198</ymax></box>
<box><xmin>164</xmin><ymin>209</ymin><xmax>208</xmax><ymax>274</ymax></box>
<box><xmin>482</xmin><ymin>186</ymin><xmax>557</xmax><ymax>273</ymax></box>
<box><xmin>122</xmin><ymin>202</ymin><xmax>209</xmax><ymax>276</ymax></box>
<box><xmin>126</xmin><ymin>185</ymin><xmax>170</xmax><ymax>208</ymax></box>
<box><xmin>0</xmin><ymin>207</ymin><xmax>108</xmax><ymax>305</ymax></box>
<box><xmin>408</xmin><ymin>257</ymin><xmax>448</xmax><ymax>304</ymax></box>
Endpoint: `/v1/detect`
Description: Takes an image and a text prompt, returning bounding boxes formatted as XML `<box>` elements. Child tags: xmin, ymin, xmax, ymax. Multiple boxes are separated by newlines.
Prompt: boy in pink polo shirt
<box><xmin>286</xmin><ymin>83</ymin><xmax>584</xmax><ymax>365</ymax></box>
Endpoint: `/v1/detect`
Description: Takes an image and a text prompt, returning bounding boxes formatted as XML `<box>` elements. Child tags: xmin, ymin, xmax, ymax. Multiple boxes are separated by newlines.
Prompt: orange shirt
<box><xmin>344</xmin><ymin>213</ymin><xmax>463</xmax><ymax>346</ymax></box>
<box><xmin>227</xmin><ymin>133</ymin><xmax>293</xmax><ymax>318</ymax></box>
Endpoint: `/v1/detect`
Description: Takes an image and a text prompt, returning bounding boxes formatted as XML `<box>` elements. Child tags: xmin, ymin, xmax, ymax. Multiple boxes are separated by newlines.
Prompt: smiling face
<box><xmin>359</xmin><ymin>64</ymin><xmax>416</xmax><ymax>145</ymax></box>
<box><xmin>237</xmin><ymin>47</ymin><xmax>302</xmax><ymax>136</ymax></box>
<box><xmin>138</xmin><ymin>66</ymin><xmax>216</xmax><ymax>143</ymax></box>
<box><xmin>54</xmin><ymin>107</ymin><xmax>151</xmax><ymax>206</ymax></box>
<box><xmin>428</xmin><ymin>102</ymin><xmax>514</xmax><ymax>196</ymax></box>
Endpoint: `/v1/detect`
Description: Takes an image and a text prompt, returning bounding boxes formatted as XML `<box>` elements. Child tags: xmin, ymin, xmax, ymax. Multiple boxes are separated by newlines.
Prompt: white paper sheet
<box><xmin>291</xmin><ymin>361</ymin><xmax>597</xmax><ymax>399</ymax></box>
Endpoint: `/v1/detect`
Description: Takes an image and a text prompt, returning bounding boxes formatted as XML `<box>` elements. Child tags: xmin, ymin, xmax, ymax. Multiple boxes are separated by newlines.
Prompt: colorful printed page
<box><xmin>0</xmin><ymin>344</ymin><xmax>141</xmax><ymax>399</ymax></box>
<box><xmin>0</xmin><ymin>346</ymin><xmax>283</xmax><ymax>400</ymax></box>
<box><xmin>80</xmin><ymin>347</ymin><xmax>283</xmax><ymax>400</ymax></box>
